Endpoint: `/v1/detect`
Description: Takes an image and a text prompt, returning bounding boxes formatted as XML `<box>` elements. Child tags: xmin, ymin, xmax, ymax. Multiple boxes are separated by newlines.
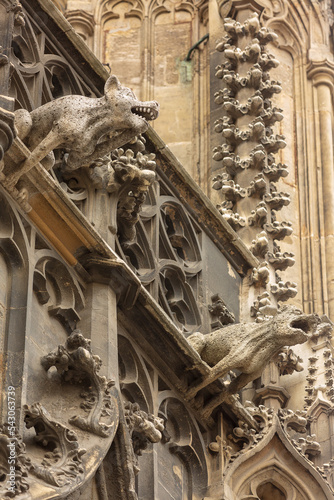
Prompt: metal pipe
<box><xmin>185</xmin><ymin>34</ymin><xmax>209</xmax><ymax>61</ymax></box>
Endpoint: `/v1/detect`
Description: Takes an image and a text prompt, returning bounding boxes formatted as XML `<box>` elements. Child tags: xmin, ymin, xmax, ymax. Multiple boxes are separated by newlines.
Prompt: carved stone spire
<box><xmin>212</xmin><ymin>13</ymin><xmax>295</xmax><ymax>320</ymax></box>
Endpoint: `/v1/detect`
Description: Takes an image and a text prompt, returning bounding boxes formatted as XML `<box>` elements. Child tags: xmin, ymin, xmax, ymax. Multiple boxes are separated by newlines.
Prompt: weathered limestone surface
<box><xmin>0</xmin><ymin>0</ymin><xmax>334</xmax><ymax>499</ymax></box>
<box><xmin>7</xmin><ymin>75</ymin><xmax>159</xmax><ymax>188</ymax></box>
<box><xmin>187</xmin><ymin>305</ymin><xmax>320</xmax><ymax>415</ymax></box>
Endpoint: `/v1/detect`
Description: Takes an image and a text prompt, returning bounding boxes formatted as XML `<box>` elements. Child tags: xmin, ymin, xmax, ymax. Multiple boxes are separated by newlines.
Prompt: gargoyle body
<box><xmin>187</xmin><ymin>306</ymin><xmax>319</xmax><ymax>399</ymax></box>
<box><xmin>8</xmin><ymin>75</ymin><xmax>159</xmax><ymax>186</ymax></box>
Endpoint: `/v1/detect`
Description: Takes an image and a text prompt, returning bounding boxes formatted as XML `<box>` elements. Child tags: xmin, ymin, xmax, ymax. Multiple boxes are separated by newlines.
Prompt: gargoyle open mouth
<box><xmin>132</xmin><ymin>105</ymin><xmax>159</xmax><ymax>121</ymax></box>
<box><xmin>290</xmin><ymin>316</ymin><xmax>318</xmax><ymax>334</ymax></box>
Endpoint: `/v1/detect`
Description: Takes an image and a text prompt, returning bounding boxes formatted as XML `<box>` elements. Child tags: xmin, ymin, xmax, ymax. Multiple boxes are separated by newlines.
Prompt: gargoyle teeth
<box><xmin>132</xmin><ymin>105</ymin><xmax>158</xmax><ymax>121</ymax></box>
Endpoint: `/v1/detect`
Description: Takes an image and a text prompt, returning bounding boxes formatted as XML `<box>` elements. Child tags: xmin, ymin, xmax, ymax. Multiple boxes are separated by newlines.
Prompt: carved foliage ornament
<box><xmin>218</xmin><ymin>403</ymin><xmax>323</xmax><ymax>475</ymax></box>
<box><xmin>24</xmin><ymin>403</ymin><xmax>86</xmax><ymax>487</ymax></box>
<box><xmin>276</xmin><ymin>347</ymin><xmax>303</xmax><ymax>375</ymax></box>
<box><xmin>0</xmin><ymin>424</ymin><xmax>30</xmax><ymax>498</ymax></box>
<box><xmin>89</xmin><ymin>146</ymin><xmax>156</xmax><ymax>243</ymax></box>
<box><xmin>124</xmin><ymin>401</ymin><xmax>164</xmax><ymax>474</ymax></box>
<box><xmin>41</xmin><ymin>330</ymin><xmax>118</xmax><ymax>438</ymax></box>
<box><xmin>212</xmin><ymin>13</ymin><xmax>295</xmax><ymax>320</ymax></box>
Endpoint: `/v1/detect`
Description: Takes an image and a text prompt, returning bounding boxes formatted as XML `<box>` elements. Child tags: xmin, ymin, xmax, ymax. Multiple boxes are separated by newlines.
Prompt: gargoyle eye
<box><xmin>122</xmin><ymin>88</ymin><xmax>135</xmax><ymax>99</ymax></box>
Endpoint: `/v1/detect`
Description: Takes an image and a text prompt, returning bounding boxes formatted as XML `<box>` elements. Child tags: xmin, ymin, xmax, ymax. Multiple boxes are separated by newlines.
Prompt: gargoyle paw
<box><xmin>185</xmin><ymin>380</ymin><xmax>205</xmax><ymax>401</ymax></box>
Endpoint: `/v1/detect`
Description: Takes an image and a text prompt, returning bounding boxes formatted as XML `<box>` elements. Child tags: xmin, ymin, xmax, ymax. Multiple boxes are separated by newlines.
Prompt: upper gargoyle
<box><xmin>7</xmin><ymin>75</ymin><xmax>159</xmax><ymax>187</ymax></box>
<box><xmin>187</xmin><ymin>305</ymin><xmax>320</xmax><ymax>401</ymax></box>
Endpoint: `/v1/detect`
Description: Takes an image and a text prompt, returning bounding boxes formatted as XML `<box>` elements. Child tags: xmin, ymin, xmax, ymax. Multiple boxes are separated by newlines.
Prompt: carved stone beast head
<box><xmin>273</xmin><ymin>305</ymin><xmax>320</xmax><ymax>345</ymax></box>
<box><xmin>104</xmin><ymin>75</ymin><xmax>159</xmax><ymax>135</ymax></box>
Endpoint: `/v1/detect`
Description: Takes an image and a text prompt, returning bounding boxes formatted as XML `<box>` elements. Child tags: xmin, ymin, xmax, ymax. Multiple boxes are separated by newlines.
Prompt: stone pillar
<box><xmin>208</xmin><ymin>0</ymin><xmax>227</xmax><ymax>206</ymax></box>
<box><xmin>79</xmin><ymin>270</ymin><xmax>119</xmax><ymax>383</ymax></box>
<box><xmin>0</xmin><ymin>0</ymin><xmax>25</xmax><ymax>162</ymax></box>
<box><xmin>307</xmin><ymin>60</ymin><xmax>334</xmax><ymax>318</ymax></box>
<box><xmin>253</xmin><ymin>362</ymin><xmax>289</xmax><ymax>411</ymax></box>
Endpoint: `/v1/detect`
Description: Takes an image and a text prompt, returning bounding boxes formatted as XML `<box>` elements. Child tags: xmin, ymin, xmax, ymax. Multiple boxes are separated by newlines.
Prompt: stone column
<box><xmin>208</xmin><ymin>0</ymin><xmax>227</xmax><ymax>206</ymax></box>
<box><xmin>307</xmin><ymin>60</ymin><xmax>334</xmax><ymax>318</ymax></box>
<box><xmin>0</xmin><ymin>0</ymin><xmax>25</xmax><ymax>162</ymax></box>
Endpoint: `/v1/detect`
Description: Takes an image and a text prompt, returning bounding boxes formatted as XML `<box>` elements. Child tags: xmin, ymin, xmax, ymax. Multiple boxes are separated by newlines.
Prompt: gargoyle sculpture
<box><xmin>187</xmin><ymin>305</ymin><xmax>320</xmax><ymax>400</ymax></box>
<box><xmin>7</xmin><ymin>75</ymin><xmax>159</xmax><ymax>187</ymax></box>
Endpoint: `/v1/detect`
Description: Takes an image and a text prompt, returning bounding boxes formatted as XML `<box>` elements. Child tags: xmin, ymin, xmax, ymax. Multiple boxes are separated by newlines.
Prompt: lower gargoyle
<box><xmin>186</xmin><ymin>306</ymin><xmax>320</xmax><ymax>409</ymax></box>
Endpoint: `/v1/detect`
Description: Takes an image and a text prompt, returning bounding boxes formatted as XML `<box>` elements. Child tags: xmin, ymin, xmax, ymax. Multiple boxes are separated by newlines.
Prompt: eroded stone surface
<box><xmin>8</xmin><ymin>75</ymin><xmax>159</xmax><ymax>186</ymax></box>
<box><xmin>187</xmin><ymin>306</ymin><xmax>320</xmax><ymax>397</ymax></box>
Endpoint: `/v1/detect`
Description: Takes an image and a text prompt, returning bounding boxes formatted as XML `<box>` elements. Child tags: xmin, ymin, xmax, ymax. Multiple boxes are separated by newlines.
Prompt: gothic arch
<box><xmin>157</xmin><ymin>392</ymin><xmax>209</xmax><ymax>499</ymax></box>
<box><xmin>118</xmin><ymin>333</ymin><xmax>155</xmax><ymax>412</ymax></box>
<box><xmin>33</xmin><ymin>252</ymin><xmax>85</xmax><ymax>332</ymax></box>
<box><xmin>223</xmin><ymin>415</ymin><xmax>333</xmax><ymax>500</ymax></box>
<box><xmin>0</xmin><ymin>192</ymin><xmax>30</xmax><ymax>413</ymax></box>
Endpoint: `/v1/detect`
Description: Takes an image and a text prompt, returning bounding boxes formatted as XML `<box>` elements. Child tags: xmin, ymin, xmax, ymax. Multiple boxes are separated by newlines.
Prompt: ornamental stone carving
<box><xmin>0</xmin><ymin>424</ymin><xmax>30</xmax><ymax>498</ymax></box>
<box><xmin>276</xmin><ymin>347</ymin><xmax>304</xmax><ymax>375</ymax></box>
<box><xmin>225</xmin><ymin>403</ymin><xmax>322</xmax><ymax>468</ymax></box>
<box><xmin>212</xmin><ymin>13</ymin><xmax>296</xmax><ymax>320</ymax></box>
<box><xmin>24</xmin><ymin>403</ymin><xmax>86</xmax><ymax>487</ymax></box>
<box><xmin>41</xmin><ymin>330</ymin><xmax>118</xmax><ymax>437</ymax></box>
<box><xmin>187</xmin><ymin>306</ymin><xmax>320</xmax><ymax>410</ymax></box>
<box><xmin>124</xmin><ymin>401</ymin><xmax>164</xmax><ymax>474</ymax></box>
<box><xmin>6</xmin><ymin>75</ymin><xmax>159</xmax><ymax>187</ymax></box>
<box><xmin>208</xmin><ymin>293</ymin><xmax>235</xmax><ymax>329</ymax></box>
<box><xmin>89</xmin><ymin>146</ymin><xmax>156</xmax><ymax>243</ymax></box>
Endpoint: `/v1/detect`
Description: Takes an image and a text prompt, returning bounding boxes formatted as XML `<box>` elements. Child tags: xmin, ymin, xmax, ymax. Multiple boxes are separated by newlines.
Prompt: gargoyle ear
<box><xmin>105</xmin><ymin>75</ymin><xmax>120</xmax><ymax>96</ymax></box>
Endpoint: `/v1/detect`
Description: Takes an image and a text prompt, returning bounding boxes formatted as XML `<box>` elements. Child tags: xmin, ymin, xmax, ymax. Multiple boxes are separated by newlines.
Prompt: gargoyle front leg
<box><xmin>186</xmin><ymin>359</ymin><xmax>231</xmax><ymax>400</ymax></box>
<box><xmin>201</xmin><ymin>372</ymin><xmax>258</xmax><ymax>420</ymax></box>
<box><xmin>6</xmin><ymin>129</ymin><xmax>59</xmax><ymax>188</ymax></box>
<box><xmin>109</xmin><ymin>127</ymin><xmax>148</xmax><ymax>151</ymax></box>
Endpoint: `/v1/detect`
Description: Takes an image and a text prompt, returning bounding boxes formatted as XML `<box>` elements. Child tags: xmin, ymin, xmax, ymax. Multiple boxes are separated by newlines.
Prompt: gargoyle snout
<box><xmin>290</xmin><ymin>314</ymin><xmax>320</xmax><ymax>336</ymax></box>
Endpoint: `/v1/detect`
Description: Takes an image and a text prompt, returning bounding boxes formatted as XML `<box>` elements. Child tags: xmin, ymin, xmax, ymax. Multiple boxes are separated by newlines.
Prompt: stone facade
<box><xmin>0</xmin><ymin>0</ymin><xmax>333</xmax><ymax>499</ymax></box>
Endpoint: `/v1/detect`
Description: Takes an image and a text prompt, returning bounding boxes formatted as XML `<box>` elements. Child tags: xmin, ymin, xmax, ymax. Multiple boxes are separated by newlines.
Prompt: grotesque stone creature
<box><xmin>187</xmin><ymin>305</ymin><xmax>320</xmax><ymax>400</ymax></box>
<box><xmin>8</xmin><ymin>75</ymin><xmax>159</xmax><ymax>187</ymax></box>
